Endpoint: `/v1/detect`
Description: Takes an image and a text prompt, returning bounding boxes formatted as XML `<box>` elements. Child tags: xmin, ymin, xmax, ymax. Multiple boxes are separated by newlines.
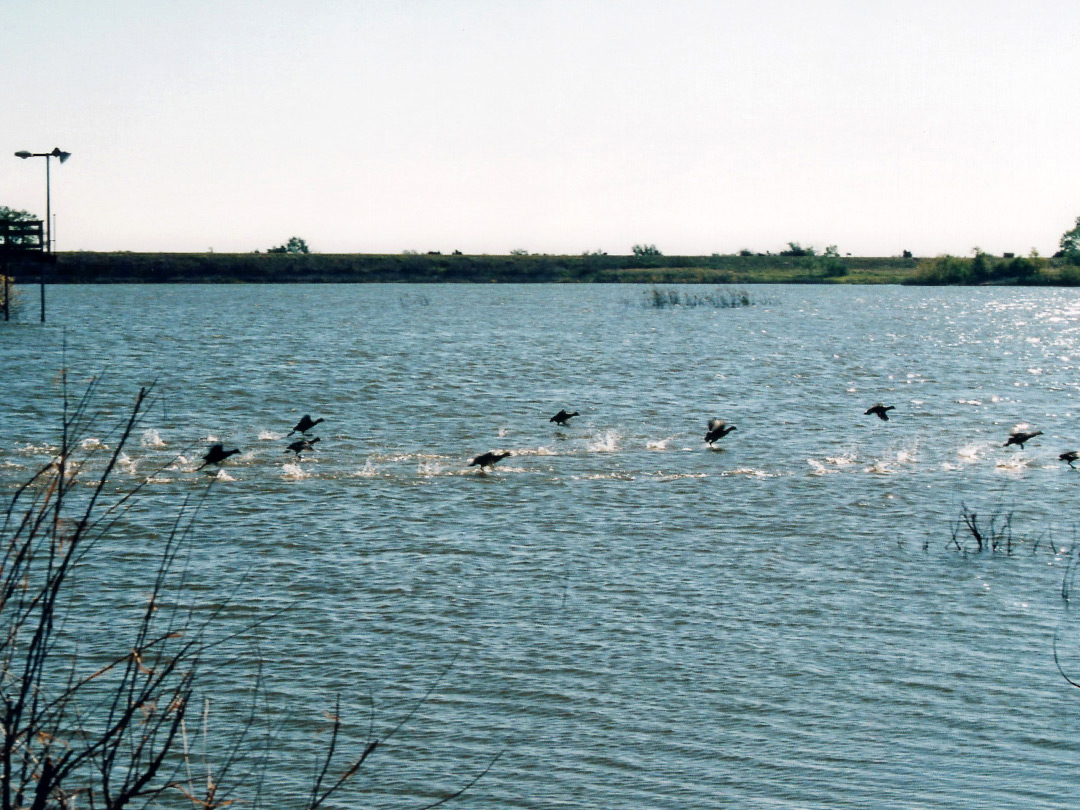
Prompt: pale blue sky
<box><xmin>3</xmin><ymin>0</ymin><xmax>1078</xmax><ymax>256</ymax></box>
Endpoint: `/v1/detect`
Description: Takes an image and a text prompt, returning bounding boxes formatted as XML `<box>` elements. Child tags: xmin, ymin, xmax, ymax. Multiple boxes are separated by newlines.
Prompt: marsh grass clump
<box><xmin>398</xmin><ymin>291</ymin><xmax>431</xmax><ymax>308</ymax></box>
<box><xmin>944</xmin><ymin>504</ymin><xmax>1047</xmax><ymax>555</ymax></box>
<box><xmin>642</xmin><ymin>286</ymin><xmax>754</xmax><ymax>309</ymax></box>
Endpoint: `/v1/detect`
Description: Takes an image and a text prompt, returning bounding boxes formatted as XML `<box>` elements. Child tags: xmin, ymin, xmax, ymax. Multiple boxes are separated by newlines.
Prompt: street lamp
<box><xmin>14</xmin><ymin>147</ymin><xmax>70</xmax><ymax>322</ymax></box>
<box><xmin>15</xmin><ymin>147</ymin><xmax>71</xmax><ymax>252</ymax></box>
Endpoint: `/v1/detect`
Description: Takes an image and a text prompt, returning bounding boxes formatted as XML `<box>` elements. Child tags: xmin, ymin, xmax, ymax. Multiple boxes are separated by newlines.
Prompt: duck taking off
<box><xmin>549</xmin><ymin>409</ymin><xmax>579</xmax><ymax>426</ymax></box>
<box><xmin>1005</xmin><ymin>430</ymin><xmax>1042</xmax><ymax>449</ymax></box>
<box><xmin>288</xmin><ymin>414</ymin><xmax>324</xmax><ymax>436</ymax></box>
<box><xmin>705</xmin><ymin>419</ymin><xmax>736</xmax><ymax>445</ymax></box>
<box><xmin>198</xmin><ymin>443</ymin><xmax>240</xmax><ymax>470</ymax></box>
<box><xmin>469</xmin><ymin>450</ymin><xmax>511</xmax><ymax>470</ymax></box>
<box><xmin>285</xmin><ymin>437</ymin><xmax>321</xmax><ymax>459</ymax></box>
<box><xmin>1061</xmin><ymin>450</ymin><xmax>1079</xmax><ymax>467</ymax></box>
<box><xmin>865</xmin><ymin>403</ymin><xmax>895</xmax><ymax>421</ymax></box>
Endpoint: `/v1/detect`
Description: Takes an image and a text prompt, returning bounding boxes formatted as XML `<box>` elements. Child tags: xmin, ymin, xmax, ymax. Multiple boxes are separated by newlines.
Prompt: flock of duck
<box><xmin>194</xmin><ymin>404</ymin><xmax>1080</xmax><ymax>474</ymax></box>
<box><xmin>197</xmin><ymin>414</ymin><xmax>324</xmax><ymax>470</ymax></box>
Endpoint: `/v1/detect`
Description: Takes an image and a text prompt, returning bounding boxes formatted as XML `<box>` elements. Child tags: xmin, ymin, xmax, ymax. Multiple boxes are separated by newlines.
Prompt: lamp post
<box><xmin>14</xmin><ymin>147</ymin><xmax>71</xmax><ymax>322</ymax></box>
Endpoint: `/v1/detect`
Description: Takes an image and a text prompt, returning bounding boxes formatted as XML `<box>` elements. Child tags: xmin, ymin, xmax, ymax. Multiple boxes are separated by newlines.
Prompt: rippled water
<box><xmin>5</xmin><ymin>283</ymin><xmax>1080</xmax><ymax>808</ymax></box>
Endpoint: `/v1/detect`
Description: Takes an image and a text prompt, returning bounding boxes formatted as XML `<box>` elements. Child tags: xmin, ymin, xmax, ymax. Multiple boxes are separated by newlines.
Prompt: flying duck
<box><xmin>288</xmin><ymin>414</ymin><xmax>324</xmax><ymax>436</ymax></box>
<box><xmin>198</xmin><ymin>443</ymin><xmax>240</xmax><ymax>470</ymax></box>
<box><xmin>1061</xmin><ymin>450</ymin><xmax>1079</xmax><ymax>467</ymax></box>
<box><xmin>1005</xmin><ymin>430</ymin><xmax>1042</xmax><ymax>449</ymax></box>
<box><xmin>549</xmin><ymin>409</ymin><xmax>579</xmax><ymax>426</ymax></box>
<box><xmin>705</xmin><ymin>419</ymin><xmax>737</xmax><ymax>445</ymax></box>
<box><xmin>469</xmin><ymin>450</ymin><xmax>511</xmax><ymax>470</ymax></box>
<box><xmin>285</xmin><ymin>437</ymin><xmax>321</xmax><ymax>459</ymax></box>
<box><xmin>865</xmin><ymin>403</ymin><xmax>895</xmax><ymax>421</ymax></box>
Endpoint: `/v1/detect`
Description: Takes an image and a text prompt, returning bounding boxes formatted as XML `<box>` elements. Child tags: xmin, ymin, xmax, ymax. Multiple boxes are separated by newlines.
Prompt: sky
<box><xmin>2</xmin><ymin>0</ymin><xmax>1079</xmax><ymax>257</ymax></box>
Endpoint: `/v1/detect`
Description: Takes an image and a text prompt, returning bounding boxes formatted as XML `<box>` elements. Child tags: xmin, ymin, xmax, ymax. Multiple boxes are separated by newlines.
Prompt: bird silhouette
<box><xmin>285</xmin><ymin>437</ymin><xmax>321</xmax><ymax>459</ymax></box>
<box><xmin>288</xmin><ymin>414</ymin><xmax>324</xmax><ymax>436</ymax></box>
<box><xmin>1061</xmin><ymin>450</ymin><xmax>1079</xmax><ymax>467</ymax></box>
<box><xmin>1005</xmin><ymin>430</ymin><xmax>1042</xmax><ymax>449</ymax></box>
<box><xmin>469</xmin><ymin>450</ymin><xmax>511</xmax><ymax>470</ymax></box>
<box><xmin>549</xmin><ymin>409</ymin><xmax>579</xmax><ymax>426</ymax></box>
<box><xmin>705</xmin><ymin>419</ymin><xmax>737</xmax><ymax>445</ymax></box>
<box><xmin>198</xmin><ymin>443</ymin><xmax>240</xmax><ymax>470</ymax></box>
<box><xmin>865</xmin><ymin>403</ymin><xmax>895</xmax><ymax>421</ymax></box>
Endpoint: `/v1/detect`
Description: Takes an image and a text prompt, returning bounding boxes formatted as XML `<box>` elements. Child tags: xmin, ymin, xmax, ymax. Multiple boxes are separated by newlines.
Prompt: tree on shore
<box><xmin>1060</xmin><ymin>217</ymin><xmax>1080</xmax><ymax>264</ymax></box>
<box><xmin>631</xmin><ymin>244</ymin><xmax>662</xmax><ymax>257</ymax></box>
<box><xmin>0</xmin><ymin>206</ymin><xmax>40</xmax><ymax>247</ymax></box>
<box><xmin>268</xmin><ymin>236</ymin><xmax>311</xmax><ymax>254</ymax></box>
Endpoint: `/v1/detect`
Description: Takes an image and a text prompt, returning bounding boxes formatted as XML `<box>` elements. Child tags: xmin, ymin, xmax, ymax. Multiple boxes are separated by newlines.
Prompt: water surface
<box><xmin>3</xmin><ymin>284</ymin><xmax>1080</xmax><ymax>808</ymax></box>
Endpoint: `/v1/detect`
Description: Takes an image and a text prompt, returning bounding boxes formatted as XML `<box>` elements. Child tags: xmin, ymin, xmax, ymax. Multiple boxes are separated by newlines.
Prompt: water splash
<box><xmin>140</xmin><ymin>429</ymin><xmax>166</xmax><ymax>448</ymax></box>
<box><xmin>281</xmin><ymin>463</ymin><xmax>308</xmax><ymax>480</ymax></box>
<box><xmin>116</xmin><ymin>452</ymin><xmax>137</xmax><ymax>474</ymax></box>
<box><xmin>353</xmin><ymin>460</ymin><xmax>380</xmax><ymax>478</ymax></box>
<box><xmin>824</xmin><ymin>453</ymin><xmax>857</xmax><ymax>467</ymax></box>
<box><xmin>514</xmin><ymin>446</ymin><xmax>557</xmax><ymax>457</ymax></box>
<box><xmin>587</xmin><ymin>430</ymin><xmax>620</xmax><ymax>453</ymax></box>
<box><xmin>722</xmin><ymin>467</ymin><xmax>777</xmax><ymax>478</ymax></box>
<box><xmin>578</xmin><ymin>471</ymin><xmax>635</xmax><ymax>481</ymax></box>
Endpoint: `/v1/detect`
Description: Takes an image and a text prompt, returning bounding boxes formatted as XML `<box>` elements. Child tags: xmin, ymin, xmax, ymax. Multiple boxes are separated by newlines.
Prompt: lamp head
<box><xmin>14</xmin><ymin>151</ymin><xmax>32</xmax><ymax>159</ymax></box>
<box><xmin>50</xmin><ymin>148</ymin><xmax>71</xmax><ymax>163</ymax></box>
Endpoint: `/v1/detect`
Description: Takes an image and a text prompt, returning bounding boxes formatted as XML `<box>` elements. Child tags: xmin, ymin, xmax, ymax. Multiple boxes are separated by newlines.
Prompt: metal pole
<box><xmin>41</xmin><ymin>155</ymin><xmax>49</xmax><ymax>323</ymax></box>
<box><xmin>46</xmin><ymin>155</ymin><xmax>51</xmax><ymax>252</ymax></box>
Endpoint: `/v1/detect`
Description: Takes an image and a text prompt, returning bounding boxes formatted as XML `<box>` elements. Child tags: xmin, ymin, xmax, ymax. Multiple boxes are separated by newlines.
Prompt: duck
<box><xmin>705</xmin><ymin>419</ymin><xmax>736</xmax><ymax>445</ymax></box>
<box><xmin>1004</xmin><ymin>430</ymin><xmax>1042</xmax><ymax>449</ymax></box>
<box><xmin>285</xmin><ymin>437</ymin><xmax>321</xmax><ymax>459</ymax></box>
<box><xmin>469</xmin><ymin>450</ymin><xmax>511</xmax><ymax>470</ymax></box>
<box><xmin>549</xmin><ymin>409</ymin><xmax>579</xmax><ymax>426</ymax></box>
<box><xmin>198</xmin><ymin>442</ymin><xmax>240</xmax><ymax>470</ymax></box>
<box><xmin>288</xmin><ymin>414</ymin><xmax>324</xmax><ymax>436</ymax></box>
<box><xmin>865</xmin><ymin>403</ymin><xmax>895</xmax><ymax>421</ymax></box>
<box><xmin>1061</xmin><ymin>450</ymin><xmax>1079</xmax><ymax>468</ymax></box>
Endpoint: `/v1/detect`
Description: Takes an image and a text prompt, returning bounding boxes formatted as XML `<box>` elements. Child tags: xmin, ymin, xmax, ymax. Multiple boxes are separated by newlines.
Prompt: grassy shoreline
<box><xmin>5</xmin><ymin>251</ymin><xmax>1077</xmax><ymax>285</ymax></box>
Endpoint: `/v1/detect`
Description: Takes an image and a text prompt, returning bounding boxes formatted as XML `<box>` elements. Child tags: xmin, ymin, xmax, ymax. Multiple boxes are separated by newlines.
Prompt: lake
<box><xmin>3</xmin><ymin>283</ymin><xmax>1080</xmax><ymax>808</ymax></box>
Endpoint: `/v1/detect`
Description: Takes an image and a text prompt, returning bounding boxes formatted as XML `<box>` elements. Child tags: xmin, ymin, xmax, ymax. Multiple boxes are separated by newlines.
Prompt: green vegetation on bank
<box><xmin>4</xmin><ymin>249</ymin><xmax>1073</xmax><ymax>285</ymax></box>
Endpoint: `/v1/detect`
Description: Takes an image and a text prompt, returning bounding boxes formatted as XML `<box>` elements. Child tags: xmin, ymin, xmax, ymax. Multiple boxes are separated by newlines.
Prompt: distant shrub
<box><xmin>814</xmin><ymin>245</ymin><xmax>846</xmax><ymax>277</ymax></box>
<box><xmin>1053</xmin><ymin>264</ymin><xmax>1080</xmax><ymax>286</ymax></box>
<box><xmin>632</xmin><ymin>244</ymin><xmax>662</xmax><ymax>257</ymax></box>
<box><xmin>909</xmin><ymin>254</ymin><xmax>972</xmax><ymax>285</ymax></box>
<box><xmin>779</xmin><ymin>242</ymin><xmax>816</xmax><ymax>257</ymax></box>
